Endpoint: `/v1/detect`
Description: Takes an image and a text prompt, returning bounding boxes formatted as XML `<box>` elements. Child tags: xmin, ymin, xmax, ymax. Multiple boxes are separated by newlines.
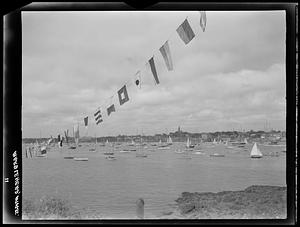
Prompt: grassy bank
<box><xmin>174</xmin><ymin>185</ymin><xmax>287</xmax><ymax>219</ymax></box>
<box><xmin>22</xmin><ymin>196</ymin><xmax>102</xmax><ymax>220</ymax></box>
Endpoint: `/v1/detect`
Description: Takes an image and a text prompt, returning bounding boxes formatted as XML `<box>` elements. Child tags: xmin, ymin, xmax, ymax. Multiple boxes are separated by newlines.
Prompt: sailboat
<box><xmin>104</xmin><ymin>139</ymin><xmax>114</xmax><ymax>155</ymax></box>
<box><xmin>212</xmin><ymin>138</ymin><xmax>217</xmax><ymax>145</ymax></box>
<box><xmin>157</xmin><ymin>138</ymin><xmax>170</xmax><ymax>150</ymax></box>
<box><xmin>250</xmin><ymin>142</ymin><xmax>263</xmax><ymax>158</ymax></box>
<box><xmin>105</xmin><ymin>144</ymin><xmax>117</xmax><ymax>160</ymax></box>
<box><xmin>129</xmin><ymin>139</ymin><xmax>135</xmax><ymax>146</ymax></box>
<box><xmin>186</xmin><ymin>137</ymin><xmax>194</xmax><ymax>149</ymax></box>
<box><xmin>89</xmin><ymin>135</ymin><xmax>97</xmax><ymax>152</ymax></box>
<box><xmin>167</xmin><ymin>136</ymin><xmax>173</xmax><ymax>145</ymax></box>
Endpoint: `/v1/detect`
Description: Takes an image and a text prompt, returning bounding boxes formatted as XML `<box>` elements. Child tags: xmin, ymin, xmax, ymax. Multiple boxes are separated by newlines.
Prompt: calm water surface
<box><xmin>22</xmin><ymin>142</ymin><xmax>286</xmax><ymax>219</ymax></box>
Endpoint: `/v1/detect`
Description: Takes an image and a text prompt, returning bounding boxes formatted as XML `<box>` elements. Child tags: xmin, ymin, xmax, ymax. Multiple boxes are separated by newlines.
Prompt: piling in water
<box><xmin>29</xmin><ymin>147</ymin><xmax>33</xmax><ymax>158</ymax></box>
<box><xmin>136</xmin><ymin>198</ymin><xmax>144</xmax><ymax>219</ymax></box>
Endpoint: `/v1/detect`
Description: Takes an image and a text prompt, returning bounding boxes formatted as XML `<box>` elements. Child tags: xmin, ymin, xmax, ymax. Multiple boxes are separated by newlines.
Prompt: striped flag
<box><xmin>107</xmin><ymin>104</ymin><xmax>116</xmax><ymax>116</ymax></box>
<box><xmin>159</xmin><ymin>41</ymin><xmax>173</xmax><ymax>71</ymax></box>
<box><xmin>94</xmin><ymin>109</ymin><xmax>103</xmax><ymax>125</ymax></box>
<box><xmin>118</xmin><ymin>85</ymin><xmax>129</xmax><ymax>105</ymax></box>
<box><xmin>199</xmin><ymin>11</ymin><xmax>207</xmax><ymax>32</ymax></box>
<box><xmin>176</xmin><ymin>19</ymin><xmax>195</xmax><ymax>44</ymax></box>
<box><xmin>149</xmin><ymin>57</ymin><xmax>159</xmax><ymax>85</ymax></box>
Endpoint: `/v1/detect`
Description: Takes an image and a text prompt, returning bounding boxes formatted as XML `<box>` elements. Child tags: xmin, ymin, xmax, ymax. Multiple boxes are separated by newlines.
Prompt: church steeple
<box><xmin>178</xmin><ymin>126</ymin><xmax>181</xmax><ymax>132</ymax></box>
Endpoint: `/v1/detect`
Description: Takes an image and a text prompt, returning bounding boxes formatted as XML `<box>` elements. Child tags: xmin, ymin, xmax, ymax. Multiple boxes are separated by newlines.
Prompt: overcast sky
<box><xmin>22</xmin><ymin>11</ymin><xmax>286</xmax><ymax>138</ymax></box>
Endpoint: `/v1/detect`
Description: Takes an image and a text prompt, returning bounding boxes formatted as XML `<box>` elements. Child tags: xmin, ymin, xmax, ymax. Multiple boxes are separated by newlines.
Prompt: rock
<box><xmin>161</xmin><ymin>211</ymin><xmax>173</xmax><ymax>216</ymax></box>
<box><xmin>179</xmin><ymin>203</ymin><xmax>195</xmax><ymax>214</ymax></box>
<box><xmin>136</xmin><ymin>198</ymin><xmax>144</xmax><ymax>219</ymax></box>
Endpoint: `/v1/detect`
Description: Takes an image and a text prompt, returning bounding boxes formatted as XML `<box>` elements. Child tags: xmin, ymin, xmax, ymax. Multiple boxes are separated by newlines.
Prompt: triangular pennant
<box><xmin>64</xmin><ymin>130</ymin><xmax>69</xmax><ymax>143</ymax></box>
<box><xmin>74</xmin><ymin>124</ymin><xmax>80</xmax><ymax>139</ymax></box>
<box><xmin>176</xmin><ymin>19</ymin><xmax>195</xmax><ymax>44</ymax></box>
<box><xmin>199</xmin><ymin>11</ymin><xmax>207</xmax><ymax>32</ymax></box>
<box><xmin>159</xmin><ymin>41</ymin><xmax>173</xmax><ymax>71</ymax></box>
<box><xmin>118</xmin><ymin>85</ymin><xmax>129</xmax><ymax>105</ymax></box>
<box><xmin>149</xmin><ymin>57</ymin><xmax>159</xmax><ymax>85</ymax></box>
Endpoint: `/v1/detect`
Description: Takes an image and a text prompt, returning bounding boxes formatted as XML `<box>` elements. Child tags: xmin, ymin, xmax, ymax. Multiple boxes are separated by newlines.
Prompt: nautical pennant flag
<box><xmin>64</xmin><ymin>130</ymin><xmax>69</xmax><ymax>143</ymax></box>
<box><xmin>176</xmin><ymin>19</ymin><xmax>195</xmax><ymax>44</ymax></box>
<box><xmin>149</xmin><ymin>57</ymin><xmax>159</xmax><ymax>85</ymax></box>
<box><xmin>84</xmin><ymin>116</ymin><xmax>88</xmax><ymax>128</ymax></box>
<box><xmin>134</xmin><ymin>70</ymin><xmax>142</xmax><ymax>89</ymax></box>
<box><xmin>73</xmin><ymin>124</ymin><xmax>80</xmax><ymax>146</ymax></box>
<box><xmin>199</xmin><ymin>11</ymin><xmax>207</xmax><ymax>32</ymax></box>
<box><xmin>94</xmin><ymin>109</ymin><xmax>103</xmax><ymax>125</ymax></box>
<box><xmin>107</xmin><ymin>104</ymin><xmax>116</xmax><ymax>116</ymax></box>
<box><xmin>118</xmin><ymin>85</ymin><xmax>129</xmax><ymax>105</ymax></box>
<box><xmin>159</xmin><ymin>41</ymin><xmax>173</xmax><ymax>71</ymax></box>
<box><xmin>74</xmin><ymin>124</ymin><xmax>80</xmax><ymax>139</ymax></box>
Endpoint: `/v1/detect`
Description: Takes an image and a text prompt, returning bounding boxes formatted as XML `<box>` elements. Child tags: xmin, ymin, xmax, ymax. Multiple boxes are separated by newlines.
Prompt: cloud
<box><xmin>21</xmin><ymin>11</ymin><xmax>286</xmax><ymax>137</ymax></box>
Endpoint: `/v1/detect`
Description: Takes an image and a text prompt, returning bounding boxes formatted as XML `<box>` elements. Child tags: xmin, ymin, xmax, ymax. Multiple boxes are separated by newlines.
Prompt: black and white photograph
<box><xmin>3</xmin><ymin>2</ymin><xmax>297</xmax><ymax>224</ymax></box>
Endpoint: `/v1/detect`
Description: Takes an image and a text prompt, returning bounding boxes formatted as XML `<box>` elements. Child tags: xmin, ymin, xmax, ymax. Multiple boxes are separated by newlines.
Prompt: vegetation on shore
<box><xmin>174</xmin><ymin>185</ymin><xmax>287</xmax><ymax>219</ymax></box>
<box><xmin>23</xmin><ymin>196</ymin><xmax>102</xmax><ymax>220</ymax></box>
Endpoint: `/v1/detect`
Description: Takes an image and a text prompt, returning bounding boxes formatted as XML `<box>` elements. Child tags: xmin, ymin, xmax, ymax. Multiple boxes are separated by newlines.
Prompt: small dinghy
<box><xmin>136</xmin><ymin>154</ymin><xmax>148</xmax><ymax>158</ymax></box>
<box><xmin>210</xmin><ymin>153</ymin><xmax>225</xmax><ymax>157</ymax></box>
<box><xmin>74</xmin><ymin>157</ymin><xmax>88</xmax><ymax>161</ymax></box>
<box><xmin>105</xmin><ymin>156</ymin><xmax>116</xmax><ymax>161</ymax></box>
<box><xmin>174</xmin><ymin>149</ymin><xmax>185</xmax><ymax>154</ymax></box>
<box><xmin>157</xmin><ymin>146</ymin><xmax>170</xmax><ymax>150</ymax></box>
<box><xmin>36</xmin><ymin>154</ymin><xmax>47</xmax><ymax>158</ymax></box>
<box><xmin>64</xmin><ymin>156</ymin><xmax>74</xmax><ymax>159</ymax></box>
<box><xmin>119</xmin><ymin>150</ymin><xmax>131</xmax><ymax>153</ymax></box>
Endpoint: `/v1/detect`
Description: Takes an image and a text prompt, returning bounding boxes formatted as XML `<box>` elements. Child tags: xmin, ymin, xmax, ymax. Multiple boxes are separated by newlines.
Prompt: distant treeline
<box><xmin>22</xmin><ymin>130</ymin><xmax>285</xmax><ymax>144</ymax></box>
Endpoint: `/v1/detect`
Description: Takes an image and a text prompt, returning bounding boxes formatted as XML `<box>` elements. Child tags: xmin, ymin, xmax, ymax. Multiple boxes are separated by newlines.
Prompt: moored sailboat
<box><xmin>186</xmin><ymin>137</ymin><xmax>195</xmax><ymax>148</ymax></box>
<box><xmin>250</xmin><ymin>142</ymin><xmax>263</xmax><ymax>158</ymax></box>
<box><xmin>167</xmin><ymin>136</ymin><xmax>173</xmax><ymax>145</ymax></box>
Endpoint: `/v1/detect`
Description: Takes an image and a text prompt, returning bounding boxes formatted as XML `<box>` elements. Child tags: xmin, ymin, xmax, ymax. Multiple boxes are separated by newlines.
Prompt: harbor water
<box><xmin>22</xmin><ymin>142</ymin><xmax>286</xmax><ymax>219</ymax></box>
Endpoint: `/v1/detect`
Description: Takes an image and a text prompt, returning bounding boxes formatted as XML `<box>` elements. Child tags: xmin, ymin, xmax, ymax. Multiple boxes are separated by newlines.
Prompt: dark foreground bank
<box><xmin>22</xmin><ymin>185</ymin><xmax>286</xmax><ymax>219</ymax></box>
<box><xmin>172</xmin><ymin>185</ymin><xmax>287</xmax><ymax>219</ymax></box>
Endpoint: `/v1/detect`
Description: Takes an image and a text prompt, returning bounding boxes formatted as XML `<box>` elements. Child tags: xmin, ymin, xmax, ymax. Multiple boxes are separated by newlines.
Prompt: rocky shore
<box><xmin>170</xmin><ymin>185</ymin><xmax>286</xmax><ymax>219</ymax></box>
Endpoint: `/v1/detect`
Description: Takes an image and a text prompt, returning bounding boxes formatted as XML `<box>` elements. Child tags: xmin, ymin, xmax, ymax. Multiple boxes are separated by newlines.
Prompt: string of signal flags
<box><xmin>76</xmin><ymin>11</ymin><xmax>207</xmax><ymax>134</ymax></box>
